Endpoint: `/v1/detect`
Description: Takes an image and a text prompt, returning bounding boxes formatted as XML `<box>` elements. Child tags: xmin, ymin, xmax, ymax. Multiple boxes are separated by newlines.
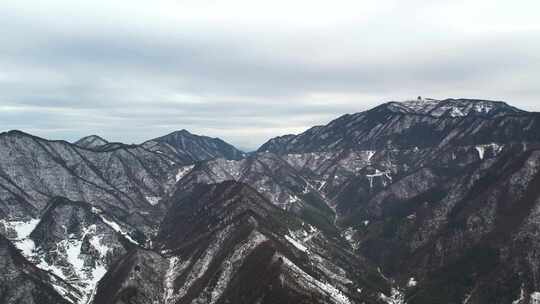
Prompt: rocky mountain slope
<box><xmin>258</xmin><ymin>98</ymin><xmax>540</xmax><ymax>153</ymax></box>
<box><xmin>254</xmin><ymin>98</ymin><xmax>540</xmax><ymax>304</ymax></box>
<box><xmin>94</xmin><ymin>181</ymin><xmax>389</xmax><ymax>304</ymax></box>
<box><xmin>1</xmin><ymin>97</ymin><xmax>540</xmax><ymax>304</ymax></box>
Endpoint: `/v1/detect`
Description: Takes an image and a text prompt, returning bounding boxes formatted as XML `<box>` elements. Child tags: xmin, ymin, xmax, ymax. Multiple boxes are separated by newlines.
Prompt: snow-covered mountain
<box><xmin>258</xmin><ymin>98</ymin><xmax>539</xmax><ymax>153</ymax></box>
<box><xmin>74</xmin><ymin>135</ymin><xmax>109</xmax><ymax>149</ymax></box>
<box><xmin>142</xmin><ymin>129</ymin><xmax>246</xmax><ymax>163</ymax></box>
<box><xmin>1</xmin><ymin>98</ymin><xmax>540</xmax><ymax>304</ymax></box>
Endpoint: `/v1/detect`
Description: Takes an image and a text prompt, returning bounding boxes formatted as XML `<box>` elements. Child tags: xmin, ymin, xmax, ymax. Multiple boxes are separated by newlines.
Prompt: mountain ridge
<box><xmin>258</xmin><ymin>98</ymin><xmax>540</xmax><ymax>154</ymax></box>
<box><xmin>1</xmin><ymin>97</ymin><xmax>540</xmax><ymax>304</ymax></box>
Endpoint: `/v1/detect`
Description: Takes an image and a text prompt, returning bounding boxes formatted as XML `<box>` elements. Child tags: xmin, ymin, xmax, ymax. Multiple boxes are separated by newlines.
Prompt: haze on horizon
<box><xmin>1</xmin><ymin>0</ymin><xmax>539</xmax><ymax>150</ymax></box>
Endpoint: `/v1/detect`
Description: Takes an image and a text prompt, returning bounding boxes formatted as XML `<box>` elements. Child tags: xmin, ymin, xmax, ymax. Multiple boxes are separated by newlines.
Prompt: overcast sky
<box><xmin>1</xmin><ymin>0</ymin><xmax>539</xmax><ymax>150</ymax></box>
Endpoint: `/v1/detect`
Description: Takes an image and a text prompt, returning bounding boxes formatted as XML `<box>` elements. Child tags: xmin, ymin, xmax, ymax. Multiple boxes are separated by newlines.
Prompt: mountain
<box><xmin>74</xmin><ymin>135</ymin><xmax>109</xmax><ymax>149</ymax></box>
<box><xmin>142</xmin><ymin>129</ymin><xmax>245</xmax><ymax>163</ymax></box>
<box><xmin>1</xmin><ymin>98</ymin><xmax>540</xmax><ymax>304</ymax></box>
<box><xmin>0</xmin><ymin>233</ymin><xmax>76</xmax><ymax>304</ymax></box>
<box><xmin>258</xmin><ymin>98</ymin><xmax>540</xmax><ymax>153</ymax></box>
<box><xmin>0</xmin><ymin>130</ymin><xmax>176</xmax><ymax>234</ymax></box>
<box><xmin>254</xmin><ymin>98</ymin><xmax>540</xmax><ymax>303</ymax></box>
<box><xmin>93</xmin><ymin>181</ymin><xmax>390</xmax><ymax>304</ymax></box>
<box><xmin>171</xmin><ymin>153</ymin><xmax>338</xmax><ymax>233</ymax></box>
<box><xmin>0</xmin><ymin>129</ymin><xmax>251</xmax><ymax>304</ymax></box>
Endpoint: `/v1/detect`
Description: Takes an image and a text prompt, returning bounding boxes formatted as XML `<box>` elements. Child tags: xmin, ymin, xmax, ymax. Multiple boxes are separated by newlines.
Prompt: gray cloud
<box><xmin>0</xmin><ymin>0</ymin><xmax>539</xmax><ymax>150</ymax></box>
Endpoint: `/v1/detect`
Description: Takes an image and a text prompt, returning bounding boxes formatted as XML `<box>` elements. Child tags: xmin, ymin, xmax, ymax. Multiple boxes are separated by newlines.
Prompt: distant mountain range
<box><xmin>1</xmin><ymin>98</ymin><xmax>540</xmax><ymax>304</ymax></box>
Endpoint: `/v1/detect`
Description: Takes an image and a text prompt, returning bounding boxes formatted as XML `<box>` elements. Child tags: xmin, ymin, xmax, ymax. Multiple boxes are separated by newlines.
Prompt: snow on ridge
<box><xmin>285</xmin><ymin>224</ymin><xmax>320</xmax><ymax>253</ymax></box>
<box><xmin>175</xmin><ymin>165</ymin><xmax>194</xmax><ymax>182</ymax></box>
<box><xmin>475</xmin><ymin>143</ymin><xmax>503</xmax><ymax>160</ymax></box>
<box><xmin>379</xmin><ymin>288</ymin><xmax>405</xmax><ymax>304</ymax></box>
<box><xmin>450</xmin><ymin>107</ymin><xmax>466</xmax><ymax>117</ymax></box>
<box><xmin>0</xmin><ymin>218</ymin><xmax>40</xmax><ymax>256</ymax></box>
<box><xmin>22</xmin><ymin>224</ymin><xmax>112</xmax><ymax>304</ymax></box>
<box><xmin>279</xmin><ymin>255</ymin><xmax>353</xmax><ymax>304</ymax></box>
<box><xmin>401</xmin><ymin>98</ymin><xmax>441</xmax><ymax>113</ymax></box>
<box><xmin>285</xmin><ymin>226</ymin><xmax>354</xmax><ymax>290</ymax></box>
<box><xmin>145</xmin><ymin>196</ymin><xmax>161</xmax><ymax>206</ymax></box>
<box><xmin>90</xmin><ymin>208</ymin><xmax>140</xmax><ymax>245</ymax></box>
<box><xmin>366</xmin><ymin>169</ymin><xmax>392</xmax><ymax>188</ymax></box>
<box><xmin>203</xmin><ymin>232</ymin><xmax>268</xmax><ymax>304</ymax></box>
<box><xmin>0</xmin><ymin>218</ymin><xmax>40</xmax><ymax>239</ymax></box>
<box><xmin>173</xmin><ymin>225</ymin><xmax>232</xmax><ymax>300</ymax></box>
<box><xmin>365</xmin><ymin>150</ymin><xmax>376</xmax><ymax>162</ymax></box>
<box><xmin>164</xmin><ymin>256</ymin><xmax>181</xmax><ymax>304</ymax></box>
<box><xmin>285</xmin><ymin>234</ymin><xmax>308</xmax><ymax>252</ymax></box>
<box><xmin>474</xmin><ymin>102</ymin><xmax>493</xmax><ymax>114</ymax></box>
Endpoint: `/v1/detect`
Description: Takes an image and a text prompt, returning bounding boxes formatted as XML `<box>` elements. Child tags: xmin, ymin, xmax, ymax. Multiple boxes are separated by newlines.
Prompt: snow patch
<box><xmin>531</xmin><ymin>292</ymin><xmax>540</xmax><ymax>304</ymax></box>
<box><xmin>449</xmin><ymin>107</ymin><xmax>466</xmax><ymax>117</ymax></box>
<box><xmin>0</xmin><ymin>218</ymin><xmax>40</xmax><ymax>239</ymax></box>
<box><xmin>401</xmin><ymin>99</ymin><xmax>440</xmax><ymax>113</ymax></box>
<box><xmin>0</xmin><ymin>218</ymin><xmax>40</xmax><ymax>256</ymax></box>
<box><xmin>90</xmin><ymin>208</ymin><xmax>140</xmax><ymax>245</ymax></box>
<box><xmin>475</xmin><ymin>143</ymin><xmax>503</xmax><ymax>160</ymax></box>
<box><xmin>474</xmin><ymin>103</ymin><xmax>493</xmax><ymax>114</ymax></box>
<box><xmin>366</xmin><ymin>169</ymin><xmax>392</xmax><ymax>189</ymax></box>
<box><xmin>175</xmin><ymin>165</ymin><xmax>194</xmax><ymax>182</ymax></box>
<box><xmin>34</xmin><ymin>225</ymin><xmax>110</xmax><ymax>304</ymax></box>
<box><xmin>379</xmin><ymin>288</ymin><xmax>405</xmax><ymax>304</ymax></box>
<box><xmin>475</xmin><ymin>146</ymin><xmax>486</xmax><ymax>160</ymax></box>
<box><xmin>407</xmin><ymin>277</ymin><xmax>417</xmax><ymax>287</ymax></box>
<box><xmin>365</xmin><ymin>150</ymin><xmax>376</xmax><ymax>162</ymax></box>
<box><xmin>288</xmin><ymin>195</ymin><xmax>300</xmax><ymax>204</ymax></box>
<box><xmin>145</xmin><ymin>196</ymin><xmax>161</xmax><ymax>206</ymax></box>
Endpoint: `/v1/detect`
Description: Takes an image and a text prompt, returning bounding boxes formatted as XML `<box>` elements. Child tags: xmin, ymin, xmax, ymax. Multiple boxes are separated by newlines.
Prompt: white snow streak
<box><xmin>206</xmin><ymin>232</ymin><xmax>267</xmax><ymax>304</ymax></box>
<box><xmin>175</xmin><ymin>165</ymin><xmax>194</xmax><ymax>182</ymax></box>
<box><xmin>280</xmin><ymin>256</ymin><xmax>353</xmax><ymax>304</ymax></box>
<box><xmin>475</xmin><ymin>146</ymin><xmax>486</xmax><ymax>160</ymax></box>
<box><xmin>285</xmin><ymin>234</ymin><xmax>308</xmax><ymax>252</ymax></box>
<box><xmin>90</xmin><ymin>208</ymin><xmax>140</xmax><ymax>245</ymax></box>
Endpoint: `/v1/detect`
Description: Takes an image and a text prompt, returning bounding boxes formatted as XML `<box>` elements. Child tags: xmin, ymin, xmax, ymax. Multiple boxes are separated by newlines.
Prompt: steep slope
<box><xmin>1</xmin><ymin>98</ymin><xmax>539</xmax><ymax>304</ymax></box>
<box><xmin>343</xmin><ymin>146</ymin><xmax>540</xmax><ymax>304</ymax></box>
<box><xmin>255</xmin><ymin>98</ymin><xmax>540</xmax><ymax>303</ymax></box>
<box><xmin>0</xmin><ymin>129</ymin><xmax>250</xmax><ymax>304</ymax></box>
<box><xmin>0</xmin><ymin>130</ymin><xmax>178</xmax><ymax>235</ymax></box>
<box><xmin>172</xmin><ymin>153</ymin><xmax>338</xmax><ymax>233</ymax></box>
<box><xmin>0</xmin><ymin>234</ymin><xmax>76</xmax><ymax>304</ymax></box>
<box><xmin>142</xmin><ymin>129</ymin><xmax>245</xmax><ymax>163</ymax></box>
<box><xmin>93</xmin><ymin>181</ymin><xmax>391</xmax><ymax>304</ymax></box>
<box><xmin>0</xmin><ymin>196</ymin><xmax>141</xmax><ymax>303</ymax></box>
<box><xmin>258</xmin><ymin>98</ymin><xmax>540</xmax><ymax>153</ymax></box>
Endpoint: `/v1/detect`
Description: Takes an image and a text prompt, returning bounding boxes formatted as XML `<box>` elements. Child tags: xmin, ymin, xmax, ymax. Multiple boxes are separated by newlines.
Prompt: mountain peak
<box><xmin>166</xmin><ymin>129</ymin><xmax>192</xmax><ymax>136</ymax></box>
<box><xmin>258</xmin><ymin>97</ymin><xmax>537</xmax><ymax>153</ymax></box>
<box><xmin>74</xmin><ymin>135</ymin><xmax>108</xmax><ymax>149</ymax></box>
<box><xmin>143</xmin><ymin>129</ymin><xmax>245</xmax><ymax>163</ymax></box>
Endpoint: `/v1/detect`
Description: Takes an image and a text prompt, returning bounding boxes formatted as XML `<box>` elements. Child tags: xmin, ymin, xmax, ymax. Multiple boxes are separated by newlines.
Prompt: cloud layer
<box><xmin>1</xmin><ymin>0</ymin><xmax>539</xmax><ymax>150</ymax></box>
